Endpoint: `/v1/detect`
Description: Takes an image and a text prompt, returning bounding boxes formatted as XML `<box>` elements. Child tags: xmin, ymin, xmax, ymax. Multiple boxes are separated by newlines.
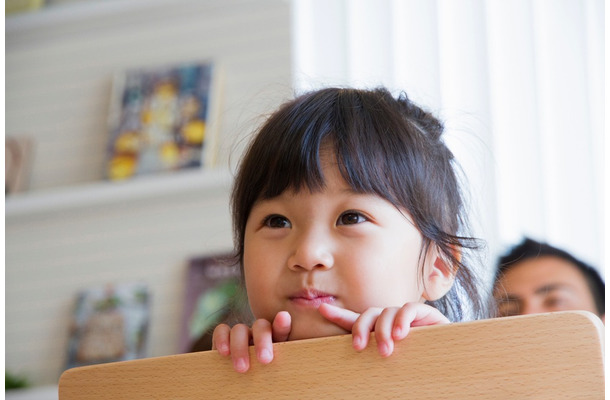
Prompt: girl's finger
<box><xmin>317</xmin><ymin>303</ymin><xmax>360</xmax><ymax>331</ymax></box>
<box><xmin>374</xmin><ymin>307</ymin><xmax>400</xmax><ymax>357</ymax></box>
<box><xmin>392</xmin><ymin>303</ymin><xmax>450</xmax><ymax>341</ymax></box>
<box><xmin>212</xmin><ymin>323</ymin><xmax>231</xmax><ymax>356</ymax></box>
<box><xmin>229</xmin><ymin>324</ymin><xmax>252</xmax><ymax>373</ymax></box>
<box><xmin>351</xmin><ymin>307</ymin><xmax>383</xmax><ymax>351</ymax></box>
<box><xmin>271</xmin><ymin>311</ymin><xmax>292</xmax><ymax>342</ymax></box>
<box><xmin>391</xmin><ymin>305</ymin><xmax>414</xmax><ymax>340</ymax></box>
<box><xmin>409</xmin><ymin>304</ymin><xmax>450</xmax><ymax>327</ymax></box>
<box><xmin>252</xmin><ymin>319</ymin><xmax>274</xmax><ymax>364</ymax></box>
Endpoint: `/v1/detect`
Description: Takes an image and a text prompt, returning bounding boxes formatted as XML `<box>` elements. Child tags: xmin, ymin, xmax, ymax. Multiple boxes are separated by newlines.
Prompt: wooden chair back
<box><xmin>59</xmin><ymin>311</ymin><xmax>604</xmax><ymax>399</ymax></box>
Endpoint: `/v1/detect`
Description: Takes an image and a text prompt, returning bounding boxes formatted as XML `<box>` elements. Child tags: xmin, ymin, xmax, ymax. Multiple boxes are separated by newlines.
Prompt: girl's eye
<box><xmin>263</xmin><ymin>215</ymin><xmax>291</xmax><ymax>228</ymax></box>
<box><xmin>338</xmin><ymin>211</ymin><xmax>367</xmax><ymax>225</ymax></box>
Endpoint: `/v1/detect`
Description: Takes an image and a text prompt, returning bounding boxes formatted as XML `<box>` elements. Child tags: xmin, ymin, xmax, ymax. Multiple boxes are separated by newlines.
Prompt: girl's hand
<box><xmin>212</xmin><ymin>311</ymin><xmax>291</xmax><ymax>373</ymax></box>
<box><xmin>318</xmin><ymin>302</ymin><xmax>449</xmax><ymax>357</ymax></box>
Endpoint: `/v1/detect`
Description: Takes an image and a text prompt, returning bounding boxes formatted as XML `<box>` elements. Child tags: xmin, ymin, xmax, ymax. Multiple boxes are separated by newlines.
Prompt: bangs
<box><xmin>253</xmin><ymin>88</ymin><xmax>409</xmax><ymax>206</ymax></box>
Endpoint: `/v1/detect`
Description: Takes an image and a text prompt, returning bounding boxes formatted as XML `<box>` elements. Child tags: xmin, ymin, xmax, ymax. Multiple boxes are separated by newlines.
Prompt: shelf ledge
<box><xmin>5</xmin><ymin>168</ymin><xmax>232</xmax><ymax>218</ymax></box>
<box><xmin>6</xmin><ymin>0</ymin><xmax>170</xmax><ymax>33</ymax></box>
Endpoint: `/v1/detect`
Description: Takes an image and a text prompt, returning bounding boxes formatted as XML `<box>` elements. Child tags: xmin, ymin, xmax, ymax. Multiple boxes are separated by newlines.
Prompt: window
<box><xmin>291</xmin><ymin>0</ymin><xmax>604</xmax><ymax>280</ymax></box>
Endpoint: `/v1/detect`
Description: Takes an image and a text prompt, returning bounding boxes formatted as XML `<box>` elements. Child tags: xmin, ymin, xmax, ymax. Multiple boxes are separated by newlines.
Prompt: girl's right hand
<box><xmin>212</xmin><ymin>311</ymin><xmax>292</xmax><ymax>373</ymax></box>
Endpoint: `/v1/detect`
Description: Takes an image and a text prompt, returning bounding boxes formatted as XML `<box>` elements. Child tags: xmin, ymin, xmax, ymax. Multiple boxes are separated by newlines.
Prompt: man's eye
<box><xmin>500</xmin><ymin>309</ymin><xmax>520</xmax><ymax>317</ymax></box>
<box><xmin>497</xmin><ymin>300</ymin><xmax>520</xmax><ymax>317</ymax></box>
<box><xmin>264</xmin><ymin>215</ymin><xmax>291</xmax><ymax>228</ymax></box>
<box><xmin>338</xmin><ymin>211</ymin><xmax>366</xmax><ymax>225</ymax></box>
<box><xmin>544</xmin><ymin>296</ymin><xmax>567</xmax><ymax>309</ymax></box>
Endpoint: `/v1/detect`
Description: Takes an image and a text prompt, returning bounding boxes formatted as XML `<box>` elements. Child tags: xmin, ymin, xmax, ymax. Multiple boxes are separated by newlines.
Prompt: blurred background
<box><xmin>5</xmin><ymin>0</ymin><xmax>604</xmax><ymax>390</ymax></box>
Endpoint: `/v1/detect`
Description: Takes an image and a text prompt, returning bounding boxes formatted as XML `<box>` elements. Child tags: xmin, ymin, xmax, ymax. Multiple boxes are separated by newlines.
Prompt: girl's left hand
<box><xmin>318</xmin><ymin>302</ymin><xmax>449</xmax><ymax>357</ymax></box>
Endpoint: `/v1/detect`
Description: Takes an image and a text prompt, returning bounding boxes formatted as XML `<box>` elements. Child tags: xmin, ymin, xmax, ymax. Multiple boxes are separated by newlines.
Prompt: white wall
<box><xmin>6</xmin><ymin>0</ymin><xmax>293</xmax><ymax>386</ymax></box>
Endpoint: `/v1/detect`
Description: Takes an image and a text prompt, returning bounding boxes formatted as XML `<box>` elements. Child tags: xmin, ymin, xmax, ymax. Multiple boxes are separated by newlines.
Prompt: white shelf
<box><xmin>5</xmin><ymin>385</ymin><xmax>58</xmax><ymax>400</ymax></box>
<box><xmin>5</xmin><ymin>168</ymin><xmax>232</xmax><ymax>218</ymax></box>
<box><xmin>6</xmin><ymin>0</ymin><xmax>170</xmax><ymax>33</ymax></box>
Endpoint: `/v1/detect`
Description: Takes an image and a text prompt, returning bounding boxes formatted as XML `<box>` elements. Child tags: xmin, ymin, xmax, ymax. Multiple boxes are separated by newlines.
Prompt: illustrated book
<box><xmin>65</xmin><ymin>282</ymin><xmax>150</xmax><ymax>369</ymax></box>
<box><xmin>106</xmin><ymin>61</ymin><xmax>222</xmax><ymax>180</ymax></box>
<box><xmin>179</xmin><ymin>254</ymin><xmax>252</xmax><ymax>353</ymax></box>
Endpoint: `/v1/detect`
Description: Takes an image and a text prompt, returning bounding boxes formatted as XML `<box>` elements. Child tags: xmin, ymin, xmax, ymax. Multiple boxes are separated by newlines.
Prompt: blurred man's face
<box><xmin>494</xmin><ymin>256</ymin><xmax>600</xmax><ymax>319</ymax></box>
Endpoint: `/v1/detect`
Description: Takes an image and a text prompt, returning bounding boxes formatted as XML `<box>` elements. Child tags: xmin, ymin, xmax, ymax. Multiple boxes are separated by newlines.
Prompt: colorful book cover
<box><xmin>106</xmin><ymin>61</ymin><xmax>221</xmax><ymax>181</ymax></box>
<box><xmin>65</xmin><ymin>283</ymin><xmax>150</xmax><ymax>369</ymax></box>
<box><xmin>179</xmin><ymin>254</ymin><xmax>252</xmax><ymax>353</ymax></box>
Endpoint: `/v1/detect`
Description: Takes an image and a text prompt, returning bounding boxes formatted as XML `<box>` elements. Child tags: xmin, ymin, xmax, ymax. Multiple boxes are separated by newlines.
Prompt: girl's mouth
<box><xmin>289</xmin><ymin>289</ymin><xmax>336</xmax><ymax>308</ymax></box>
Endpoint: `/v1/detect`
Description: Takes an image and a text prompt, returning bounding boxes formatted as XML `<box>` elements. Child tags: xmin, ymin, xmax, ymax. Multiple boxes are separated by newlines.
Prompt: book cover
<box><xmin>179</xmin><ymin>254</ymin><xmax>252</xmax><ymax>353</ymax></box>
<box><xmin>65</xmin><ymin>283</ymin><xmax>150</xmax><ymax>369</ymax></box>
<box><xmin>106</xmin><ymin>61</ymin><xmax>222</xmax><ymax>181</ymax></box>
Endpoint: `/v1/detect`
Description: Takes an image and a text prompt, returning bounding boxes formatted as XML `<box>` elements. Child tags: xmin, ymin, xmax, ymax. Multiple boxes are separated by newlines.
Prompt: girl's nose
<box><xmin>287</xmin><ymin>229</ymin><xmax>334</xmax><ymax>272</ymax></box>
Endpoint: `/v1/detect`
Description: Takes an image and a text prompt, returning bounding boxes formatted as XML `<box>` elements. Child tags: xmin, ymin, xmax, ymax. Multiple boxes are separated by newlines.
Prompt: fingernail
<box><xmin>259</xmin><ymin>349</ymin><xmax>272</xmax><ymax>363</ymax></box>
<box><xmin>379</xmin><ymin>342</ymin><xmax>392</xmax><ymax>357</ymax></box>
<box><xmin>219</xmin><ymin>344</ymin><xmax>229</xmax><ymax>355</ymax></box>
<box><xmin>393</xmin><ymin>327</ymin><xmax>402</xmax><ymax>338</ymax></box>
<box><xmin>234</xmin><ymin>358</ymin><xmax>248</xmax><ymax>373</ymax></box>
<box><xmin>353</xmin><ymin>335</ymin><xmax>362</xmax><ymax>350</ymax></box>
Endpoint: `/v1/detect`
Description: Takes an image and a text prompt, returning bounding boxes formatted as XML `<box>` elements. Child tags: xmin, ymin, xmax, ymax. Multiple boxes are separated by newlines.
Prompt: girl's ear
<box><xmin>422</xmin><ymin>248</ymin><xmax>457</xmax><ymax>301</ymax></box>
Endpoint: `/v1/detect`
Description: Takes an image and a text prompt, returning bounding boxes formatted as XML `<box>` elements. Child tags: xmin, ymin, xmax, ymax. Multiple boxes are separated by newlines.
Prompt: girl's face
<box><xmin>243</xmin><ymin>154</ymin><xmax>444</xmax><ymax>340</ymax></box>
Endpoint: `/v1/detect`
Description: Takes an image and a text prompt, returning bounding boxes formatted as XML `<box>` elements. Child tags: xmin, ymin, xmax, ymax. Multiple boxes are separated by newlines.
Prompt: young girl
<box><xmin>213</xmin><ymin>87</ymin><xmax>489</xmax><ymax>373</ymax></box>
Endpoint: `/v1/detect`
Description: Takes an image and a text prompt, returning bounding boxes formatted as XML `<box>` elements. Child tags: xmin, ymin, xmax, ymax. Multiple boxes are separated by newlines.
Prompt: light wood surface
<box><xmin>59</xmin><ymin>311</ymin><xmax>604</xmax><ymax>399</ymax></box>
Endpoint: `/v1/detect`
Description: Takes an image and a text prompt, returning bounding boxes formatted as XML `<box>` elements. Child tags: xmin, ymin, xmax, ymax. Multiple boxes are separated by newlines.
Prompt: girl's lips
<box><xmin>289</xmin><ymin>290</ymin><xmax>336</xmax><ymax>308</ymax></box>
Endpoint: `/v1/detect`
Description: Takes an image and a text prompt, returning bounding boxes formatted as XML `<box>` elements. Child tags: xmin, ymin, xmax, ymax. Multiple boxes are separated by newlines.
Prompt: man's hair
<box><xmin>495</xmin><ymin>237</ymin><xmax>605</xmax><ymax>316</ymax></box>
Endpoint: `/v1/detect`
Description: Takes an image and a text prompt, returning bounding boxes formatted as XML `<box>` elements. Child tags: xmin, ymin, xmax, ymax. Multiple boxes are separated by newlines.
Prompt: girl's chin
<box><xmin>287</xmin><ymin>316</ymin><xmax>350</xmax><ymax>341</ymax></box>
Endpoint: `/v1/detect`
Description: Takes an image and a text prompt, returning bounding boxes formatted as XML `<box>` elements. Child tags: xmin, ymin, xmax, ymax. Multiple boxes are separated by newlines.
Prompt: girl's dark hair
<box><xmin>231</xmin><ymin>87</ymin><xmax>490</xmax><ymax>322</ymax></box>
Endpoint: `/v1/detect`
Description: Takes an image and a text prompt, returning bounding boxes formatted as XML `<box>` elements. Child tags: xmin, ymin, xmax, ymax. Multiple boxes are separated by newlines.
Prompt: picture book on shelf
<box><xmin>65</xmin><ymin>282</ymin><xmax>150</xmax><ymax>370</ymax></box>
<box><xmin>179</xmin><ymin>254</ymin><xmax>252</xmax><ymax>353</ymax></box>
<box><xmin>106</xmin><ymin>61</ymin><xmax>222</xmax><ymax>181</ymax></box>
